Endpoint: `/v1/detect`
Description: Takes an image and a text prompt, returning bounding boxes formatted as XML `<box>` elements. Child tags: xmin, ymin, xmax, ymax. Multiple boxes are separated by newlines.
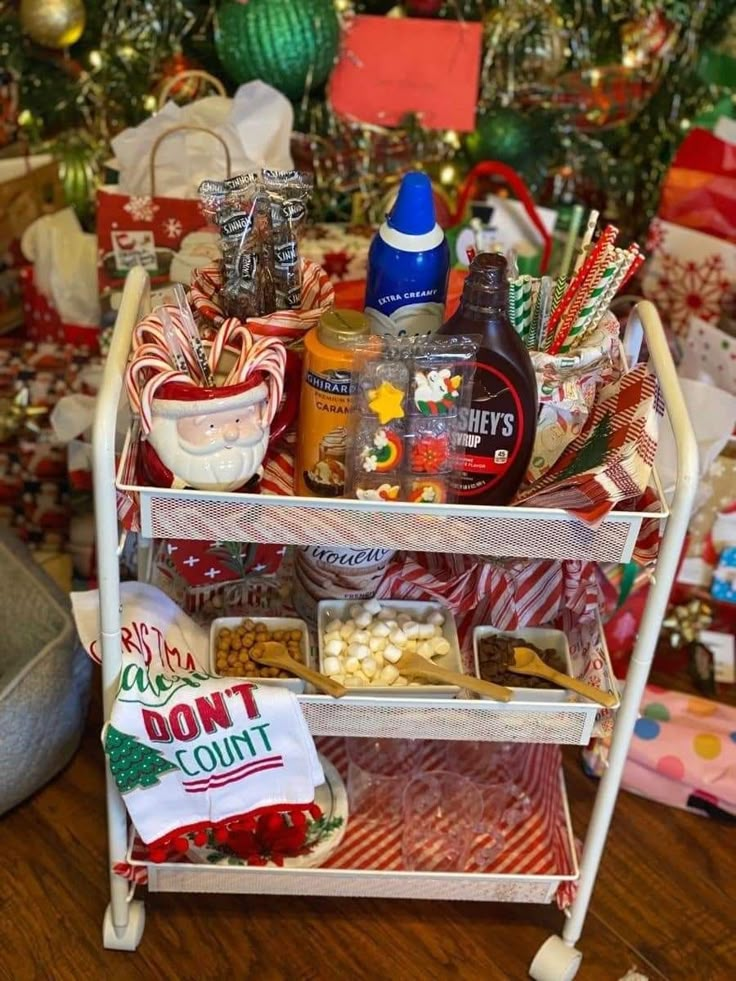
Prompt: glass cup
<box><xmin>442</xmin><ymin>740</ymin><xmax>526</xmax><ymax>785</ymax></box>
<box><xmin>346</xmin><ymin>737</ymin><xmax>417</xmax><ymax>823</ymax></box>
<box><xmin>401</xmin><ymin>770</ymin><xmax>483</xmax><ymax>872</ymax></box>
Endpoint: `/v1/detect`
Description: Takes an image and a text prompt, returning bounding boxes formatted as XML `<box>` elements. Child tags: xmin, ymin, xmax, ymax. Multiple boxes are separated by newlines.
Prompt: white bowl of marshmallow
<box><xmin>317</xmin><ymin>598</ymin><xmax>463</xmax><ymax>698</ymax></box>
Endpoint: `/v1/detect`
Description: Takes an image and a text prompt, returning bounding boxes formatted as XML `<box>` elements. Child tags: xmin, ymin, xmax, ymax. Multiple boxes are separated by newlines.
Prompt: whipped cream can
<box><xmin>295</xmin><ymin>309</ymin><xmax>369</xmax><ymax>498</ymax></box>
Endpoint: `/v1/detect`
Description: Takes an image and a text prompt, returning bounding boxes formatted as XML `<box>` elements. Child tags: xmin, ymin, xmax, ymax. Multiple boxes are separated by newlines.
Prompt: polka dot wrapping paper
<box><xmin>587</xmin><ymin>684</ymin><xmax>736</xmax><ymax>819</ymax></box>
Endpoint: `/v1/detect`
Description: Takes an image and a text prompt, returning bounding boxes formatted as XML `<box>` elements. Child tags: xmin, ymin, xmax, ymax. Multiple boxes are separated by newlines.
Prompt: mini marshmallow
<box><xmin>324</xmin><ymin>638</ymin><xmax>345</xmax><ymax>657</ymax></box>
<box><xmin>322</xmin><ymin>655</ymin><xmax>341</xmax><ymax>676</ymax></box>
<box><xmin>426</xmin><ymin>610</ymin><xmax>445</xmax><ymax>626</ymax></box>
<box><xmin>352</xmin><ymin>630</ymin><xmax>371</xmax><ymax>645</ymax></box>
<box><xmin>380</xmin><ymin>664</ymin><xmax>400</xmax><ymax>685</ymax></box>
<box><xmin>384</xmin><ymin>620</ymin><xmax>399</xmax><ymax>630</ymax></box>
<box><xmin>396</xmin><ymin>613</ymin><xmax>412</xmax><ymax>625</ymax></box>
<box><xmin>325</xmin><ymin>618</ymin><xmax>343</xmax><ymax>635</ymax></box>
<box><xmin>393</xmin><ymin>675</ymin><xmax>409</xmax><ymax>687</ymax></box>
<box><xmin>403</xmin><ymin>621</ymin><xmax>420</xmax><ymax>639</ymax></box>
<box><xmin>432</xmin><ymin>638</ymin><xmax>451</xmax><ymax>656</ymax></box>
<box><xmin>377</xmin><ymin>607</ymin><xmax>397</xmax><ymax>621</ymax></box>
<box><xmin>349</xmin><ymin>604</ymin><xmax>363</xmax><ymax>620</ymax></box>
<box><xmin>388</xmin><ymin>627</ymin><xmax>407</xmax><ymax>646</ymax></box>
<box><xmin>405</xmin><ymin>639</ymin><xmax>418</xmax><ymax>653</ymax></box>
<box><xmin>416</xmin><ymin>641</ymin><xmax>434</xmax><ymax>658</ymax></box>
<box><xmin>349</xmin><ymin>675</ymin><xmax>366</xmax><ymax>687</ymax></box>
<box><xmin>354</xmin><ymin>611</ymin><xmax>372</xmax><ymax>629</ymax></box>
<box><xmin>370</xmin><ymin>622</ymin><xmax>390</xmax><ymax>638</ymax></box>
<box><xmin>363</xmin><ymin>598</ymin><xmax>382</xmax><ymax>615</ymax></box>
<box><xmin>383</xmin><ymin>644</ymin><xmax>402</xmax><ymax>664</ymax></box>
<box><xmin>330</xmin><ymin>673</ymin><xmax>345</xmax><ymax>685</ymax></box>
<box><xmin>349</xmin><ymin>643</ymin><xmax>371</xmax><ymax>661</ymax></box>
<box><xmin>344</xmin><ymin>656</ymin><xmax>360</xmax><ymax>674</ymax></box>
<box><xmin>373</xmin><ymin>650</ymin><xmax>385</xmax><ymax>668</ymax></box>
<box><xmin>368</xmin><ymin>636</ymin><xmax>384</xmax><ymax>653</ymax></box>
<box><xmin>362</xmin><ymin>656</ymin><xmax>378</xmax><ymax>678</ymax></box>
<box><xmin>433</xmin><ymin>625</ymin><xmax>444</xmax><ymax>638</ymax></box>
<box><xmin>418</xmin><ymin>623</ymin><xmax>435</xmax><ymax>639</ymax></box>
<box><xmin>339</xmin><ymin>620</ymin><xmax>356</xmax><ymax>640</ymax></box>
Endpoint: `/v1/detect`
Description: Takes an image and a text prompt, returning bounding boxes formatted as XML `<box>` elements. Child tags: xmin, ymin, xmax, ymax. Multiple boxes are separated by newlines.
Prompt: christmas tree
<box><xmin>105</xmin><ymin>725</ymin><xmax>178</xmax><ymax>794</ymax></box>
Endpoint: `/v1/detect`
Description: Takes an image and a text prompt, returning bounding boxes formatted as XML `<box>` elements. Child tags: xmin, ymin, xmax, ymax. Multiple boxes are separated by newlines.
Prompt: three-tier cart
<box><xmin>92</xmin><ymin>266</ymin><xmax>697</xmax><ymax>979</ymax></box>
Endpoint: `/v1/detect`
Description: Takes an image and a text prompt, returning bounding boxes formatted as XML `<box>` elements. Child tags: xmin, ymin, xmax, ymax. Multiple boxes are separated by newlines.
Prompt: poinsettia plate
<box><xmin>184</xmin><ymin>756</ymin><xmax>347</xmax><ymax>870</ymax></box>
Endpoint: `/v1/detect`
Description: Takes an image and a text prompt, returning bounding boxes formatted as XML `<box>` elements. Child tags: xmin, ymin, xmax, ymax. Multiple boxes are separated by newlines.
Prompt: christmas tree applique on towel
<box><xmin>105</xmin><ymin>725</ymin><xmax>178</xmax><ymax>794</ymax></box>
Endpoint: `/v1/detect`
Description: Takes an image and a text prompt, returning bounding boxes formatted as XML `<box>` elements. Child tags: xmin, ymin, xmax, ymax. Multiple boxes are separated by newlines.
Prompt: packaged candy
<box><xmin>261</xmin><ymin>168</ymin><xmax>314</xmax><ymax>310</ymax></box>
<box><xmin>197</xmin><ymin>169</ymin><xmax>313</xmax><ymax>320</ymax></box>
<box><xmin>346</xmin><ymin>335</ymin><xmax>477</xmax><ymax>504</ymax></box>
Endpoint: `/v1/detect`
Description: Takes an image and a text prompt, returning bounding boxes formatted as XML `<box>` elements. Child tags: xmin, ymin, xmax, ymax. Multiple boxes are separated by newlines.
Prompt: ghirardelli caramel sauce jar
<box><xmin>439</xmin><ymin>252</ymin><xmax>537</xmax><ymax>505</ymax></box>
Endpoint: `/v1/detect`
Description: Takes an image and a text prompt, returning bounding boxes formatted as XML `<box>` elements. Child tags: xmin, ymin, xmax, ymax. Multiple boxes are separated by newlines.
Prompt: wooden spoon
<box><xmin>397</xmin><ymin>650</ymin><xmax>513</xmax><ymax>703</ymax></box>
<box><xmin>250</xmin><ymin>642</ymin><xmax>347</xmax><ymax>699</ymax></box>
<box><xmin>509</xmin><ymin>647</ymin><xmax>618</xmax><ymax>708</ymax></box>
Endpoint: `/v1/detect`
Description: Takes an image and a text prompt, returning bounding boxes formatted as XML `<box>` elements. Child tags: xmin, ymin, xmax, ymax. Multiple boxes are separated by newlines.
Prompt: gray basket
<box><xmin>0</xmin><ymin>532</ymin><xmax>92</xmax><ymax>815</ymax></box>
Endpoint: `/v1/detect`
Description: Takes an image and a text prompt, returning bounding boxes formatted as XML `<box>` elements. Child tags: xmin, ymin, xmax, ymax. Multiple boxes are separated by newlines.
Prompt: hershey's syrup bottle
<box><xmin>439</xmin><ymin>252</ymin><xmax>537</xmax><ymax>505</ymax></box>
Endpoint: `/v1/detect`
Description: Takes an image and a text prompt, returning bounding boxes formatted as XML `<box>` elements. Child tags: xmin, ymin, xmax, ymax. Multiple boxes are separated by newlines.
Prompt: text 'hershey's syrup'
<box><xmin>438</xmin><ymin>252</ymin><xmax>538</xmax><ymax>505</ymax></box>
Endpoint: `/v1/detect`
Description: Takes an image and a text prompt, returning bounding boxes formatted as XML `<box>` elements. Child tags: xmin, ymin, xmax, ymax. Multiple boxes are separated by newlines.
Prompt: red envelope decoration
<box><xmin>329</xmin><ymin>15</ymin><xmax>483</xmax><ymax>132</ymax></box>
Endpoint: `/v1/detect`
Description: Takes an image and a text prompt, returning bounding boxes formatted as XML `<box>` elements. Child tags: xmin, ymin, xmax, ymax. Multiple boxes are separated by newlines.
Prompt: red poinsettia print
<box><xmin>410</xmin><ymin>434</ymin><xmax>450</xmax><ymax>473</ymax></box>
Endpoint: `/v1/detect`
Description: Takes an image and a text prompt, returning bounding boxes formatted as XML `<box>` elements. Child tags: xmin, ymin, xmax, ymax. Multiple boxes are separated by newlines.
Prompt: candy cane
<box><xmin>208</xmin><ymin>317</ymin><xmax>255</xmax><ymax>380</ymax></box>
<box><xmin>125</xmin><ymin>351</ymin><xmax>179</xmax><ymax>416</ymax></box>
<box><xmin>138</xmin><ymin>370</ymin><xmax>195</xmax><ymax>436</ymax></box>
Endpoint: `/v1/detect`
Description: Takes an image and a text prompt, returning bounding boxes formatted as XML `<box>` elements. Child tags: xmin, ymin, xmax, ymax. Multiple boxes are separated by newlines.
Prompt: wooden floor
<box><xmin>1</xmin><ymin>673</ymin><xmax>734</xmax><ymax>981</ymax></box>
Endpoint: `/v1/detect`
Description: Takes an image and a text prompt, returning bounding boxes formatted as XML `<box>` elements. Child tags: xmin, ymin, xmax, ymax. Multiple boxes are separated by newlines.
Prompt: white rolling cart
<box><xmin>93</xmin><ymin>267</ymin><xmax>698</xmax><ymax>978</ymax></box>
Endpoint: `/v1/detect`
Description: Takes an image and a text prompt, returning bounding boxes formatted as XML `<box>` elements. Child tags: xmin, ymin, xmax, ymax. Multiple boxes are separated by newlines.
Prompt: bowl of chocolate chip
<box><xmin>473</xmin><ymin>627</ymin><xmax>573</xmax><ymax>703</ymax></box>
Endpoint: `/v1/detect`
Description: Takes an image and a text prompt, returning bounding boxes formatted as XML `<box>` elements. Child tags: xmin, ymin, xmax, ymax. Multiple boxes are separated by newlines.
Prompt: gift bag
<box><xmin>657</xmin><ymin>128</ymin><xmax>736</xmax><ymax>245</ymax></box>
<box><xmin>96</xmin><ymin>126</ymin><xmax>230</xmax><ymax>328</ymax></box>
<box><xmin>0</xmin><ymin>152</ymin><xmax>65</xmax><ymax>333</ymax></box>
<box><xmin>643</xmin><ymin>219</ymin><xmax>736</xmax><ymax>337</ymax></box>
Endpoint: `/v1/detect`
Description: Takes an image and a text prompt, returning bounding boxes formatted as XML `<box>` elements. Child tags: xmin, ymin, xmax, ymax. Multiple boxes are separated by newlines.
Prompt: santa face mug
<box><xmin>139</xmin><ymin>361</ymin><xmax>299</xmax><ymax>492</ymax></box>
<box><xmin>127</xmin><ymin>311</ymin><xmax>299</xmax><ymax>492</ymax></box>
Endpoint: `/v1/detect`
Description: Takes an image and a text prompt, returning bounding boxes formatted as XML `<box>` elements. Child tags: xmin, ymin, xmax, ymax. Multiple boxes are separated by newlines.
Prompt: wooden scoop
<box><xmin>509</xmin><ymin>647</ymin><xmax>618</xmax><ymax>708</ymax></box>
<box><xmin>250</xmin><ymin>642</ymin><xmax>347</xmax><ymax>699</ymax></box>
<box><xmin>397</xmin><ymin>650</ymin><xmax>513</xmax><ymax>703</ymax></box>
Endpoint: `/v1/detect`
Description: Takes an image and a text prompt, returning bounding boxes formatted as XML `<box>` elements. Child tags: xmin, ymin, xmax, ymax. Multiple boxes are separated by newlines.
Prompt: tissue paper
<box><xmin>112</xmin><ymin>82</ymin><xmax>294</xmax><ymax>199</ymax></box>
<box><xmin>21</xmin><ymin>207</ymin><xmax>100</xmax><ymax>327</ymax></box>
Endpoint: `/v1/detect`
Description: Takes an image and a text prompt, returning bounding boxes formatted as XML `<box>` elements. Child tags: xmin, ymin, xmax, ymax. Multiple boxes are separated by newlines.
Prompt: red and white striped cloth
<box><xmin>118</xmin><ymin>738</ymin><xmax>577</xmax><ymax>908</ymax></box>
<box><xmin>190</xmin><ymin>259</ymin><xmax>334</xmax><ymax>341</ymax></box>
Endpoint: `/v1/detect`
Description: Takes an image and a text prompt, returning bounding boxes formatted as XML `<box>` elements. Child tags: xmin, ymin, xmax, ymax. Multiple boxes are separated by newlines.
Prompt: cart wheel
<box><xmin>103</xmin><ymin>900</ymin><xmax>146</xmax><ymax>951</ymax></box>
<box><xmin>529</xmin><ymin>935</ymin><xmax>582</xmax><ymax>981</ymax></box>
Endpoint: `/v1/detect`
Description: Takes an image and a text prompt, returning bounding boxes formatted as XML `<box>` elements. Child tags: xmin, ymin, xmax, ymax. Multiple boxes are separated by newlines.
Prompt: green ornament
<box><xmin>54</xmin><ymin>134</ymin><xmax>101</xmax><ymax>222</ymax></box>
<box><xmin>464</xmin><ymin>108</ymin><xmax>541</xmax><ymax>169</ymax></box>
<box><xmin>215</xmin><ymin>0</ymin><xmax>340</xmax><ymax>102</ymax></box>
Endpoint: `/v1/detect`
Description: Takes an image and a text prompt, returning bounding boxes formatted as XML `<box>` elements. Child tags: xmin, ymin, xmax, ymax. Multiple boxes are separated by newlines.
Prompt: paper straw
<box><xmin>558</xmin><ymin>204</ymin><xmax>584</xmax><ymax>282</ymax></box>
<box><xmin>550</xmin><ymin>274</ymin><xmax>567</xmax><ymax>313</ymax></box>
<box><xmin>620</xmin><ymin>245</ymin><xmax>645</xmax><ymax>290</ymax></box>
<box><xmin>529</xmin><ymin>277</ymin><xmax>553</xmax><ymax>351</ymax></box>
<box><xmin>506</xmin><ymin>248</ymin><xmax>519</xmax><ymax>282</ymax></box>
<box><xmin>572</xmin><ymin>209</ymin><xmax>599</xmax><ymax>276</ymax></box>
<box><xmin>548</xmin><ymin>225</ymin><xmax>618</xmax><ymax>355</ymax></box>
<box><xmin>510</xmin><ymin>275</ymin><xmax>534</xmax><ymax>341</ymax></box>
<box><xmin>560</xmin><ymin>249</ymin><xmax>621</xmax><ymax>351</ymax></box>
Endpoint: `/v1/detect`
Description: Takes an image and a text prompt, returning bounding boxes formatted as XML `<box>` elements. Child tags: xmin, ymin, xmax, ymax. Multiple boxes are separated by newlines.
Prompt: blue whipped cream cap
<box><xmin>386</xmin><ymin>171</ymin><xmax>436</xmax><ymax>236</ymax></box>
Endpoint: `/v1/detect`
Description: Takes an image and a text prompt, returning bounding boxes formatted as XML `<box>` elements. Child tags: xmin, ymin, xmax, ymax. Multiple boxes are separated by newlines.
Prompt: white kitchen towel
<box><xmin>72</xmin><ymin>582</ymin><xmax>323</xmax><ymax>845</ymax></box>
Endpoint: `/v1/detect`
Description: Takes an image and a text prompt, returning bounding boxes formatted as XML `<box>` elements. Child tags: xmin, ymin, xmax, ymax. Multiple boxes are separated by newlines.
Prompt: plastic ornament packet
<box><xmin>345</xmin><ymin>335</ymin><xmax>478</xmax><ymax>505</ymax></box>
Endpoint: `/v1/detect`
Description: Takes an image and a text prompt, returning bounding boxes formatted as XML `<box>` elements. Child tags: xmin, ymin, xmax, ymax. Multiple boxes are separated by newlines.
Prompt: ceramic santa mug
<box><xmin>139</xmin><ymin>355</ymin><xmax>299</xmax><ymax>492</ymax></box>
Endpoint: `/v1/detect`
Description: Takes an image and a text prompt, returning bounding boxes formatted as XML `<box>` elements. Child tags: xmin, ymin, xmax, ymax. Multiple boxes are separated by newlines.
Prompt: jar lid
<box><xmin>318</xmin><ymin>309</ymin><xmax>370</xmax><ymax>349</ymax></box>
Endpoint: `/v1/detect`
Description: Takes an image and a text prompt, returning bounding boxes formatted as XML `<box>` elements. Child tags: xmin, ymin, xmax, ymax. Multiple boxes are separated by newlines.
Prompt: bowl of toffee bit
<box><xmin>472</xmin><ymin>627</ymin><xmax>573</xmax><ymax>702</ymax></box>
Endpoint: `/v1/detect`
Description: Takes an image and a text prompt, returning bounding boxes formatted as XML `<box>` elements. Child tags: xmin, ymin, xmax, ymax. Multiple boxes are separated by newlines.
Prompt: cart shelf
<box><xmin>119</xmin><ymin>431</ymin><xmax>666</xmax><ymax>564</ymax></box>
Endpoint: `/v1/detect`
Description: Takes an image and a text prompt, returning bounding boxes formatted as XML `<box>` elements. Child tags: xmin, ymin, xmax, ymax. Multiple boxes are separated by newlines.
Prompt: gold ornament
<box><xmin>661</xmin><ymin>599</ymin><xmax>713</xmax><ymax>650</ymax></box>
<box><xmin>0</xmin><ymin>388</ymin><xmax>47</xmax><ymax>443</ymax></box>
<box><xmin>20</xmin><ymin>0</ymin><xmax>86</xmax><ymax>50</ymax></box>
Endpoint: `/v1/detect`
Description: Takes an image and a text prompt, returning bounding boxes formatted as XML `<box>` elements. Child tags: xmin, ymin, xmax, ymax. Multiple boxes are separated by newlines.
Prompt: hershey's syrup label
<box><xmin>451</xmin><ymin>361</ymin><xmax>524</xmax><ymax>496</ymax></box>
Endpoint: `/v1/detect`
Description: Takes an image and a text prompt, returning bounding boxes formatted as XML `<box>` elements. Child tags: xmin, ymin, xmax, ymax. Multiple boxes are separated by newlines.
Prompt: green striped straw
<box><xmin>510</xmin><ymin>275</ymin><xmax>533</xmax><ymax>342</ymax></box>
<box><xmin>559</xmin><ymin>249</ymin><xmax>620</xmax><ymax>352</ymax></box>
<box><xmin>529</xmin><ymin>277</ymin><xmax>553</xmax><ymax>351</ymax></box>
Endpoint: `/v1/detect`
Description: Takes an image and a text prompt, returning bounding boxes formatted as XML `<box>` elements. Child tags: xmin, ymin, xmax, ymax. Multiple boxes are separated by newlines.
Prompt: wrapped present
<box><xmin>299</xmin><ymin>223</ymin><xmax>373</xmax><ymax>283</ymax></box>
<box><xmin>712</xmin><ymin>548</ymin><xmax>736</xmax><ymax>604</ymax></box>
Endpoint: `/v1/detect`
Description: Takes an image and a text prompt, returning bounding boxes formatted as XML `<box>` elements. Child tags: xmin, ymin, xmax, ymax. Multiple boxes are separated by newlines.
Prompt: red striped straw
<box><xmin>548</xmin><ymin>225</ymin><xmax>619</xmax><ymax>355</ymax></box>
<box><xmin>620</xmin><ymin>245</ymin><xmax>645</xmax><ymax>290</ymax></box>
